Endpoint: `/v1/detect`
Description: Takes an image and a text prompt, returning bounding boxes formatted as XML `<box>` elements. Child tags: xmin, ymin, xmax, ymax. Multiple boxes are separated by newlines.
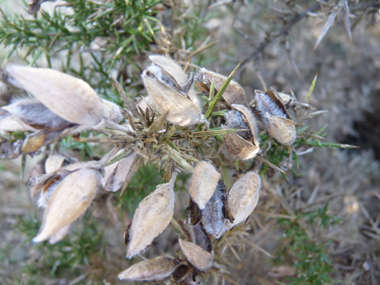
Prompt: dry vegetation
<box><xmin>0</xmin><ymin>1</ymin><xmax>380</xmax><ymax>285</ymax></box>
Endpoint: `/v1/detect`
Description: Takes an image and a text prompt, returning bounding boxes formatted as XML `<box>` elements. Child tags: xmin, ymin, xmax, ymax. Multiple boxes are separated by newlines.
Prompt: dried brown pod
<box><xmin>255</xmin><ymin>89</ymin><xmax>296</xmax><ymax>145</ymax></box>
<box><xmin>126</xmin><ymin>174</ymin><xmax>176</xmax><ymax>258</ymax></box>
<box><xmin>202</xmin><ymin>179</ymin><xmax>227</xmax><ymax>238</ymax></box>
<box><xmin>118</xmin><ymin>256</ymin><xmax>178</xmax><ymax>282</ymax></box>
<box><xmin>222</xmin><ymin>104</ymin><xmax>260</xmax><ymax>160</ymax></box>
<box><xmin>179</xmin><ymin>238</ymin><xmax>214</xmax><ymax>271</ymax></box>
<box><xmin>141</xmin><ymin>59</ymin><xmax>205</xmax><ymax>126</ymax></box>
<box><xmin>33</xmin><ymin>168</ymin><xmax>101</xmax><ymax>243</ymax></box>
<box><xmin>195</xmin><ymin>68</ymin><xmax>246</xmax><ymax>105</ymax></box>
<box><xmin>45</xmin><ymin>154</ymin><xmax>67</xmax><ymax>173</ymax></box>
<box><xmin>103</xmin><ymin>151</ymin><xmax>137</xmax><ymax>192</ymax></box>
<box><xmin>225</xmin><ymin>171</ymin><xmax>261</xmax><ymax>230</ymax></box>
<box><xmin>189</xmin><ymin>161</ymin><xmax>221</xmax><ymax>210</ymax></box>
<box><xmin>21</xmin><ymin>131</ymin><xmax>46</xmax><ymax>153</ymax></box>
<box><xmin>3</xmin><ymin>65</ymin><xmax>104</xmax><ymax>127</ymax></box>
<box><xmin>185</xmin><ymin>198</ymin><xmax>202</xmax><ymax>226</ymax></box>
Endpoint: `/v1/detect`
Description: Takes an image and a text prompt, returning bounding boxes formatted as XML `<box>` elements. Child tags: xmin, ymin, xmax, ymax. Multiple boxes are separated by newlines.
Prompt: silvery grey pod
<box><xmin>141</xmin><ymin>57</ymin><xmax>205</xmax><ymax>126</ymax></box>
<box><xmin>225</xmin><ymin>171</ymin><xmax>261</xmax><ymax>230</ymax></box>
<box><xmin>255</xmin><ymin>89</ymin><xmax>296</xmax><ymax>145</ymax></box>
<box><xmin>0</xmin><ymin>109</ymin><xmax>37</xmax><ymax>132</ymax></box>
<box><xmin>179</xmin><ymin>238</ymin><xmax>214</xmax><ymax>271</ymax></box>
<box><xmin>2</xmin><ymin>65</ymin><xmax>104</xmax><ymax>127</ymax></box>
<box><xmin>195</xmin><ymin>68</ymin><xmax>246</xmax><ymax>105</ymax></box>
<box><xmin>33</xmin><ymin>168</ymin><xmax>101</xmax><ymax>243</ymax></box>
<box><xmin>189</xmin><ymin>161</ymin><xmax>221</xmax><ymax>210</ymax></box>
<box><xmin>118</xmin><ymin>256</ymin><xmax>178</xmax><ymax>282</ymax></box>
<box><xmin>126</xmin><ymin>174</ymin><xmax>176</xmax><ymax>258</ymax></box>
<box><xmin>103</xmin><ymin>151</ymin><xmax>137</xmax><ymax>192</ymax></box>
<box><xmin>222</xmin><ymin>104</ymin><xmax>260</xmax><ymax>160</ymax></box>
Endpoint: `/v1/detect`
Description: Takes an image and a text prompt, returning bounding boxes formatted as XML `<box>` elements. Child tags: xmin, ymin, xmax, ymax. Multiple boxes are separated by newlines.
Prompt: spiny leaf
<box><xmin>314</xmin><ymin>7</ymin><xmax>341</xmax><ymax>50</ymax></box>
<box><xmin>306</xmin><ymin>73</ymin><xmax>318</xmax><ymax>103</ymax></box>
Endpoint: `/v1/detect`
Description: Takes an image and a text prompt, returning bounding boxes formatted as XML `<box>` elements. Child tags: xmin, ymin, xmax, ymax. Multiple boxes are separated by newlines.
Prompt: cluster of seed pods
<box><xmin>0</xmin><ymin>55</ymin><xmax>300</xmax><ymax>283</ymax></box>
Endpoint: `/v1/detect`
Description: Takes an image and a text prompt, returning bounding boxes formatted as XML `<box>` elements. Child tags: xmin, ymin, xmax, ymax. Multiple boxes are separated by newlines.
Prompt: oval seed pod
<box><xmin>179</xmin><ymin>238</ymin><xmax>214</xmax><ymax>271</ymax></box>
<box><xmin>226</xmin><ymin>171</ymin><xmax>261</xmax><ymax>230</ymax></box>
<box><xmin>45</xmin><ymin>154</ymin><xmax>67</xmax><ymax>173</ymax></box>
<box><xmin>222</xmin><ymin>104</ymin><xmax>260</xmax><ymax>160</ymax></box>
<box><xmin>103</xmin><ymin>151</ymin><xmax>137</xmax><ymax>192</ymax></box>
<box><xmin>141</xmin><ymin>64</ymin><xmax>205</xmax><ymax>126</ymax></box>
<box><xmin>33</xmin><ymin>168</ymin><xmax>101</xmax><ymax>243</ymax></box>
<box><xmin>101</xmin><ymin>98</ymin><xmax>124</xmax><ymax>123</ymax></box>
<box><xmin>255</xmin><ymin>89</ymin><xmax>296</xmax><ymax>145</ymax></box>
<box><xmin>126</xmin><ymin>175</ymin><xmax>176</xmax><ymax>258</ymax></box>
<box><xmin>195</xmin><ymin>68</ymin><xmax>246</xmax><ymax>105</ymax></box>
<box><xmin>118</xmin><ymin>256</ymin><xmax>178</xmax><ymax>281</ymax></box>
<box><xmin>3</xmin><ymin>65</ymin><xmax>104</xmax><ymax>127</ymax></box>
<box><xmin>189</xmin><ymin>161</ymin><xmax>221</xmax><ymax>210</ymax></box>
<box><xmin>149</xmin><ymin>55</ymin><xmax>200</xmax><ymax>106</ymax></box>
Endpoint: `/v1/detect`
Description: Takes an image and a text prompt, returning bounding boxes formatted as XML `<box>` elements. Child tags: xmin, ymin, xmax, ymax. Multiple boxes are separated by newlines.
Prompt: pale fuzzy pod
<box><xmin>126</xmin><ymin>176</ymin><xmax>176</xmax><ymax>258</ymax></box>
<box><xmin>101</xmin><ymin>98</ymin><xmax>124</xmax><ymax>123</ymax></box>
<box><xmin>265</xmin><ymin>113</ymin><xmax>296</xmax><ymax>145</ymax></box>
<box><xmin>195</xmin><ymin>68</ymin><xmax>246</xmax><ymax>105</ymax></box>
<box><xmin>179</xmin><ymin>238</ymin><xmax>214</xmax><ymax>271</ymax></box>
<box><xmin>118</xmin><ymin>256</ymin><xmax>178</xmax><ymax>281</ymax></box>
<box><xmin>3</xmin><ymin>65</ymin><xmax>104</xmax><ymax>127</ymax></box>
<box><xmin>33</xmin><ymin>168</ymin><xmax>101</xmax><ymax>243</ymax></box>
<box><xmin>2</xmin><ymin>98</ymin><xmax>74</xmax><ymax>131</ymax></box>
<box><xmin>222</xmin><ymin>104</ymin><xmax>260</xmax><ymax>160</ymax></box>
<box><xmin>48</xmin><ymin>223</ymin><xmax>71</xmax><ymax>244</ymax></box>
<box><xmin>226</xmin><ymin>171</ymin><xmax>261</xmax><ymax>229</ymax></box>
<box><xmin>149</xmin><ymin>55</ymin><xmax>200</xmax><ymax>106</ymax></box>
<box><xmin>189</xmin><ymin>161</ymin><xmax>221</xmax><ymax>210</ymax></box>
<box><xmin>103</xmin><ymin>151</ymin><xmax>137</xmax><ymax>192</ymax></box>
<box><xmin>45</xmin><ymin>154</ymin><xmax>67</xmax><ymax>173</ymax></box>
<box><xmin>142</xmin><ymin>65</ymin><xmax>205</xmax><ymax>126</ymax></box>
<box><xmin>0</xmin><ymin>109</ymin><xmax>37</xmax><ymax>132</ymax></box>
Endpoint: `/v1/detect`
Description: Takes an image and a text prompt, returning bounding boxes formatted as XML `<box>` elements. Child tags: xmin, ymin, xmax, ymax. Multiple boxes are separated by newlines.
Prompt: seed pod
<box><xmin>202</xmin><ymin>179</ymin><xmax>227</xmax><ymax>238</ymax></box>
<box><xmin>149</xmin><ymin>55</ymin><xmax>200</xmax><ymax>106</ymax></box>
<box><xmin>48</xmin><ymin>223</ymin><xmax>71</xmax><ymax>244</ymax></box>
<box><xmin>28</xmin><ymin>158</ymin><xmax>46</xmax><ymax>197</ymax></box>
<box><xmin>222</xmin><ymin>104</ymin><xmax>260</xmax><ymax>160</ymax></box>
<box><xmin>191</xmin><ymin>223</ymin><xmax>212</xmax><ymax>252</ymax></box>
<box><xmin>118</xmin><ymin>256</ymin><xmax>178</xmax><ymax>281</ymax></box>
<box><xmin>189</xmin><ymin>161</ymin><xmax>221</xmax><ymax>210</ymax></box>
<box><xmin>3</xmin><ymin>65</ymin><xmax>104</xmax><ymax>127</ymax></box>
<box><xmin>37</xmin><ymin>170</ymin><xmax>71</xmax><ymax>208</ymax></box>
<box><xmin>2</xmin><ymin>98</ymin><xmax>75</xmax><ymax>131</ymax></box>
<box><xmin>45</xmin><ymin>154</ymin><xmax>67</xmax><ymax>173</ymax></box>
<box><xmin>179</xmin><ymin>238</ymin><xmax>214</xmax><ymax>271</ymax></box>
<box><xmin>22</xmin><ymin>131</ymin><xmax>46</xmax><ymax>153</ymax></box>
<box><xmin>0</xmin><ymin>139</ymin><xmax>23</xmax><ymax>159</ymax></box>
<box><xmin>0</xmin><ymin>109</ymin><xmax>36</xmax><ymax>132</ymax></box>
<box><xmin>173</xmin><ymin>264</ymin><xmax>195</xmax><ymax>284</ymax></box>
<box><xmin>225</xmin><ymin>171</ymin><xmax>261</xmax><ymax>230</ymax></box>
<box><xmin>103</xmin><ymin>151</ymin><xmax>137</xmax><ymax>192</ymax></box>
<box><xmin>255</xmin><ymin>89</ymin><xmax>296</xmax><ymax>145</ymax></box>
<box><xmin>195</xmin><ymin>68</ymin><xmax>246</xmax><ymax>105</ymax></box>
<box><xmin>141</xmin><ymin>62</ymin><xmax>205</xmax><ymax>126</ymax></box>
<box><xmin>101</xmin><ymin>98</ymin><xmax>124</xmax><ymax>123</ymax></box>
<box><xmin>185</xmin><ymin>198</ymin><xmax>202</xmax><ymax>226</ymax></box>
<box><xmin>33</xmin><ymin>168</ymin><xmax>101</xmax><ymax>243</ymax></box>
<box><xmin>126</xmin><ymin>175</ymin><xmax>176</xmax><ymax>258</ymax></box>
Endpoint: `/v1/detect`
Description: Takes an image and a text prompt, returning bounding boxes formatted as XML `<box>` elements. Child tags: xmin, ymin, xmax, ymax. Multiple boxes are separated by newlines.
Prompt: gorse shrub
<box><xmin>0</xmin><ymin>0</ymin><xmax>370</xmax><ymax>284</ymax></box>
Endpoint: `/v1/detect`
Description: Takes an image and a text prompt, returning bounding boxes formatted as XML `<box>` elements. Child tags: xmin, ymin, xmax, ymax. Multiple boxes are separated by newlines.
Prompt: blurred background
<box><xmin>0</xmin><ymin>0</ymin><xmax>380</xmax><ymax>284</ymax></box>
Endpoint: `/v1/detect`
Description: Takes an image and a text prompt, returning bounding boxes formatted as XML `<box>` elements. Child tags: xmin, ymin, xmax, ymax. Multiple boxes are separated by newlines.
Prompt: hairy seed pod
<box><xmin>118</xmin><ymin>256</ymin><xmax>178</xmax><ymax>281</ymax></box>
<box><xmin>37</xmin><ymin>171</ymin><xmax>71</xmax><ymax>208</ymax></box>
<box><xmin>2</xmin><ymin>98</ymin><xmax>75</xmax><ymax>131</ymax></box>
<box><xmin>3</xmin><ymin>65</ymin><xmax>104</xmax><ymax>127</ymax></box>
<box><xmin>48</xmin><ymin>223</ymin><xmax>71</xmax><ymax>244</ymax></box>
<box><xmin>255</xmin><ymin>89</ymin><xmax>296</xmax><ymax>145</ymax></box>
<box><xmin>141</xmin><ymin>61</ymin><xmax>205</xmax><ymax>126</ymax></box>
<box><xmin>126</xmin><ymin>175</ymin><xmax>176</xmax><ymax>258</ymax></box>
<box><xmin>103</xmin><ymin>151</ymin><xmax>137</xmax><ymax>192</ymax></box>
<box><xmin>195</xmin><ymin>68</ymin><xmax>246</xmax><ymax>105</ymax></box>
<box><xmin>101</xmin><ymin>98</ymin><xmax>124</xmax><ymax>123</ymax></box>
<box><xmin>226</xmin><ymin>171</ymin><xmax>261</xmax><ymax>230</ymax></box>
<box><xmin>222</xmin><ymin>104</ymin><xmax>260</xmax><ymax>160</ymax></box>
<box><xmin>189</xmin><ymin>161</ymin><xmax>221</xmax><ymax>210</ymax></box>
<box><xmin>179</xmin><ymin>238</ymin><xmax>214</xmax><ymax>271</ymax></box>
<box><xmin>149</xmin><ymin>55</ymin><xmax>200</xmax><ymax>106</ymax></box>
<box><xmin>45</xmin><ymin>154</ymin><xmax>67</xmax><ymax>173</ymax></box>
<box><xmin>33</xmin><ymin>168</ymin><xmax>101</xmax><ymax>243</ymax></box>
<box><xmin>202</xmin><ymin>179</ymin><xmax>227</xmax><ymax>238</ymax></box>
<box><xmin>191</xmin><ymin>223</ymin><xmax>212</xmax><ymax>252</ymax></box>
<box><xmin>0</xmin><ymin>109</ymin><xmax>37</xmax><ymax>132</ymax></box>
